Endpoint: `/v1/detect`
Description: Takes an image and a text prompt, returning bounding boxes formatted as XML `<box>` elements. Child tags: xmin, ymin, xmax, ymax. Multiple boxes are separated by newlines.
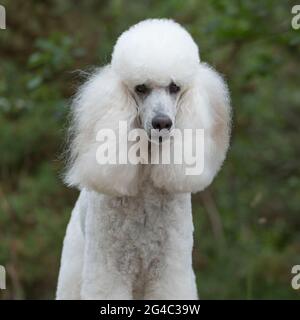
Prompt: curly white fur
<box><xmin>56</xmin><ymin>19</ymin><xmax>231</xmax><ymax>300</ymax></box>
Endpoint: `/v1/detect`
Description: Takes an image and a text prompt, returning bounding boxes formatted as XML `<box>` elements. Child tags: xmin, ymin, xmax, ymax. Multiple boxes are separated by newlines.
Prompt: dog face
<box><xmin>130</xmin><ymin>81</ymin><xmax>183</xmax><ymax>140</ymax></box>
<box><xmin>65</xmin><ymin>19</ymin><xmax>231</xmax><ymax>195</ymax></box>
<box><xmin>112</xmin><ymin>19</ymin><xmax>201</xmax><ymax>143</ymax></box>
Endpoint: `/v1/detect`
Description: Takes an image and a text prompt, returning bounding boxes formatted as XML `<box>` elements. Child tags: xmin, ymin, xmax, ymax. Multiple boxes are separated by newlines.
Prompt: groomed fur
<box><xmin>57</xmin><ymin>19</ymin><xmax>231</xmax><ymax>300</ymax></box>
<box><xmin>65</xmin><ymin>19</ymin><xmax>231</xmax><ymax>195</ymax></box>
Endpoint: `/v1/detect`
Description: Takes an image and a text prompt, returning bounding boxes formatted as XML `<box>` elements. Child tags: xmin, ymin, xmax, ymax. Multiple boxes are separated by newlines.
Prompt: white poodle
<box><xmin>56</xmin><ymin>19</ymin><xmax>231</xmax><ymax>300</ymax></box>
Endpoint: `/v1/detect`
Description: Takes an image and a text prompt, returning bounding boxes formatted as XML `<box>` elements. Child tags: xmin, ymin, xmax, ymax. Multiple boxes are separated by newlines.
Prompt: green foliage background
<box><xmin>0</xmin><ymin>0</ymin><xmax>299</xmax><ymax>299</ymax></box>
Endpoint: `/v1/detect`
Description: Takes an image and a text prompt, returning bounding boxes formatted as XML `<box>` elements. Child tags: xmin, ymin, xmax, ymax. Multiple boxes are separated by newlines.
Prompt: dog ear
<box><xmin>65</xmin><ymin>65</ymin><xmax>141</xmax><ymax>196</ymax></box>
<box><xmin>150</xmin><ymin>63</ymin><xmax>231</xmax><ymax>193</ymax></box>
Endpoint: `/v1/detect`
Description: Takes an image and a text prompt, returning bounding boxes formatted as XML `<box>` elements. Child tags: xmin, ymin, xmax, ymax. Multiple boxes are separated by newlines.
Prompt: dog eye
<box><xmin>169</xmin><ymin>82</ymin><xmax>180</xmax><ymax>94</ymax></box>
<box><xmin>135</xmin><ymin>84</ymin><xmax>149</xmax><ymax>95</ymax></box>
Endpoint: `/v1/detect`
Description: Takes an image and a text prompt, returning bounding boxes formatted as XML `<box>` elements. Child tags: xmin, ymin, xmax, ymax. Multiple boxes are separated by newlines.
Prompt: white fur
<box><xmin>56</xmin><ymin>19</ymin><xmax>231</xmax><ymax>300</ymax></box>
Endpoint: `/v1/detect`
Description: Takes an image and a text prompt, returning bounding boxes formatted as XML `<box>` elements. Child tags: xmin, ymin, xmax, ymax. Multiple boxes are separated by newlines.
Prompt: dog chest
<box><xmin>92</xmin><ymin>187</ymin><xmax>191</xmax><ymax>279</ymax></box>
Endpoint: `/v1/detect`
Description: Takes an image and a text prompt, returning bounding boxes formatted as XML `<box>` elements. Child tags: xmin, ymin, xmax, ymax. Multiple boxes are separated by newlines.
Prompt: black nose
<box><xmin>152</xmin><ymin>115</ymin><xmax>173</xmax><ymax>131</ymax></box>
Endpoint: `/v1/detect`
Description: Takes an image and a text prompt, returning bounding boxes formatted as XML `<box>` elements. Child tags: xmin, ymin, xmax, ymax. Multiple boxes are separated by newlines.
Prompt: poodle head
<box><xmin>65</xmin><ymin>19</ymin><xmax>231</xmax><ymax>195</ymax></box>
